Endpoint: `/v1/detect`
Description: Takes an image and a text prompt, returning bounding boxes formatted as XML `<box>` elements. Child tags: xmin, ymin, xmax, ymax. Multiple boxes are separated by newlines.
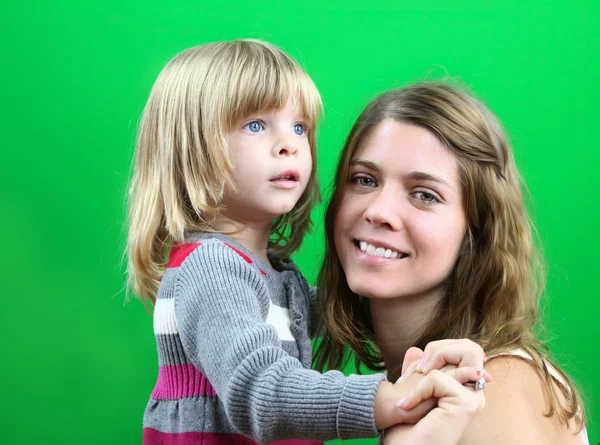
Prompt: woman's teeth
<box><xmin>358</xmin><ymin>241</ymin><xmax>405</xmax><ymax>259</ymax></box>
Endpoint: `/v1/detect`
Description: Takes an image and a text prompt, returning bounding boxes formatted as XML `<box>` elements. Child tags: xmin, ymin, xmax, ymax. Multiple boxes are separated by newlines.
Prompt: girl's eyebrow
<box><xmin>350</xmin><ymin>159</ymin><xmax>450</xmax><ymax>187</ymax></box>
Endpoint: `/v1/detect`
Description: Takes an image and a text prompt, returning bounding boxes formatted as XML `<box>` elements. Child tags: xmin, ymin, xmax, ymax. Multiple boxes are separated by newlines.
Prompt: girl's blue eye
<box><xmin>242</xmin><ymin>120</ymin><xmax>264</xmax><ymax>133</ymax></box>
<box><xmin>293</xmin><ymin>123</ymin><xmax>306</xmax><ymax>136</ymax></box>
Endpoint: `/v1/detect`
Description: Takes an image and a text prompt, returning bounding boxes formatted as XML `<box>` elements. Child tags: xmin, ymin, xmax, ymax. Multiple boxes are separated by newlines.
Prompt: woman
<box><xmin>315</xmin><ymin>82</ymin><xmax>588</xmax><ymax>444</ymax></box>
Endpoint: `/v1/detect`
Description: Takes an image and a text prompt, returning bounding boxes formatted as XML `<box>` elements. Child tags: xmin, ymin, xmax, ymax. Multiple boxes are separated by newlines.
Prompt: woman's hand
<box><xmin>386</xmin><ymin>370</ymin><xmax>485</xmax><ymax>445</ymax></box>
<box><xmin>381</xmin><ymin>340</ymin><xmax>490</xmax><ymax>428</ymax></box>
<box><xmin>398</xmin><ymin>339</ymin><xmax>492</xmax><ymax>384</ymax></box>
<box><xmin>382</xmin><ymin>339</ymin><xmax>490</xmax><ymax>444</ymax></box>
<box><xmin>376</xmin><ymin>339</ymin><xmax>491</xmax><ymax>432</ymax></box>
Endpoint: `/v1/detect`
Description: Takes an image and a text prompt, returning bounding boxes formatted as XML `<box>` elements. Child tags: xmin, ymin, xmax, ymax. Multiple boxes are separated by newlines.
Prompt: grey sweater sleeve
<box><xmin>307</xmin><ymin>285</ymin><xmax>322</xmax><ymax>338</ymax></box>
<box><xmin>173</xmin><ymin>240</ymin><xmax>384</xmax><ymax>443</ymax></box>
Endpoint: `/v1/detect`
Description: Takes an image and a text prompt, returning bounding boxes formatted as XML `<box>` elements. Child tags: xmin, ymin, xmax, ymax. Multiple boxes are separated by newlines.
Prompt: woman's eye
<box><xmin>293</xmin><ymin>123</ymin><xmax>306</xmax><ymax>136</ymax></box>
<box><xmin>354</xmin><ymin>176</ymin><xmax>376</xmax><ymax>187</ymax></box>
<box><xmin>242</xmin><ymin>120</ymin><xmax>265</xmax><ymax>133</ymax></box>
<box><xmin>414</xmin><ymin>191</ymin><xmax>437</xmax><ymax>203</ymax></box>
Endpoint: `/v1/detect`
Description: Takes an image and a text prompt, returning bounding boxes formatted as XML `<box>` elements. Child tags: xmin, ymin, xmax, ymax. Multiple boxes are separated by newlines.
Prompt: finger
<box><xmin>397</xmin><ymin>370</ymin><xmax>444</xmax><ymax>410</ymax></box>
<box><xmin>438</xmin><ymin>364</ymin><xmax>456</xmax><ymax>373</ymax></box>
<box><xmin>416</xmin><ymin>339</ymin><xmax>455</xmax><ymax>371</ymax></box>
<box><xmin>439</xmin><ymin>364</ymin><xmax>493</xmax><ymax>383</ymax></box>
<box><xmin>398</xmin><ymin>397</ymin><xmax>437</xmax><ymax>424</ymax></box>
<box><xmin>484</xmin><ymin>369</ymin><xmax>493</xmax><ymax>381</ymax></box>
<box><xmin>421</xmin><ymin>339</ymin><xmax>484</xmax><ymax>371</ymax></box>
<box><xmin>402</xmin><ymin>347</ymin><xmax>424</xmax><ymax>375</ymax></box>
<box><xmin>398</xmin><ymin>348</ymin><xmax>424</xmax><ymax>382</ymax></box>
<box><xmin>397</xmin><ymin>359</ymin><xmax>420</xmax><ymax>383</ymax></box>
<box><xmin>418</xmin><ymin>340</ymin><xmax>452</xmax><ymax>365</ymax></box>
<box><xmin>420</xmin><ymin>339</ymin><xmax>485</xmax><ymax>373</ymax></box>
<box><xmin>443</xmin><ymin>366</ymin><xmax>493</xmax><ymax>384</ymax></box>
<box><xmin>397</xmin><ymin>369</ymin><xmax>467</xmax><ymax>410</ymax></box>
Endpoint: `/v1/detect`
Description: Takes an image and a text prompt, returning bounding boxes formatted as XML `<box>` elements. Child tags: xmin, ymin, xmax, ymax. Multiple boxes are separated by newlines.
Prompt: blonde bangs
<box><xmin>214</xmin><ymin>41</ymin><xmax>321</xmax><ymax>132</ymax></box>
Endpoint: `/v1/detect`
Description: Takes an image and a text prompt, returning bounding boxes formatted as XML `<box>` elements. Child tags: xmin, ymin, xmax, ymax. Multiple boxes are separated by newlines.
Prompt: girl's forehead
<box><xmin>234</xmin><ymin>96</ymin><xmax>312</xmax><ymax>121</ymax></box>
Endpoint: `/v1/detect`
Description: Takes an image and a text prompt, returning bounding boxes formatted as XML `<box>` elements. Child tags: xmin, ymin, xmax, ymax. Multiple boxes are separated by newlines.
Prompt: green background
<box><xmin>1</xmin><ymin>1</ymin><xmax>598</xmax><ymax>444</ymax></box>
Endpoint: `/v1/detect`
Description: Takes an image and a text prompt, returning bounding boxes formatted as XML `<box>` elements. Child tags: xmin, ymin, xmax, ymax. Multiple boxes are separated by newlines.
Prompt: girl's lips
<box><xmin>269</xmin><ymin>170</ymin><xmax>300</xmax><ymax>189</ymax></box>
<box><xmin>270</xmin><ymin>169</ymin><xmax>300</xmax><ymax>182</ymax></box>
<box><xmin>269</xmin><ymin>179</ymin><xmax>299</xmax><ymax>189</ymax></box>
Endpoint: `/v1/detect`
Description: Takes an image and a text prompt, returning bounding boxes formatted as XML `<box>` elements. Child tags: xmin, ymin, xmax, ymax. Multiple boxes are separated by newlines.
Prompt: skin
<box><xmin>215</xmin><ymin>98</ymin><xmax>313</xmax><ymax>264</ymax></box>
<box><xmin>333</xmin><ymin>120</ymin><xmax>584</xmax><ymax>444</ymax></box>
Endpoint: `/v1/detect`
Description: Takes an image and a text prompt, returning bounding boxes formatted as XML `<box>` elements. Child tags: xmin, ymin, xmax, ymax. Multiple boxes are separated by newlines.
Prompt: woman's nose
<box><xmin>362</xmin><ymin>190</ymin><xmax>403</xmax><ymax>231</ymax></box>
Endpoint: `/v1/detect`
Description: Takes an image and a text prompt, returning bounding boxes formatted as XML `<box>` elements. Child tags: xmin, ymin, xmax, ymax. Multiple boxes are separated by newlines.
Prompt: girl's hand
<box><xmin>386</xmin><ymin>370</ymin><xmax>485</xmax><ymax>445</ymax></box>
<box><xmin>374</xmin><ymin>374</ymin><xmax>436</xmax><ymax>430</ymax></box>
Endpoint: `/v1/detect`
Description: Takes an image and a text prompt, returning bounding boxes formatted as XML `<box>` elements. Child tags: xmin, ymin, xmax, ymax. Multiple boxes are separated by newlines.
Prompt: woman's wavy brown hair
<box><xmin>314</xmin><ymin>81</ymin><xmax>584</xmax><ymax>431</ymax></box>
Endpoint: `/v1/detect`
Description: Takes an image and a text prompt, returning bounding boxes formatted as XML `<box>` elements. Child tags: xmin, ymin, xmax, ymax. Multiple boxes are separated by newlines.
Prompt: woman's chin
<box><xmin>348</xmin><ymin>281</ymin><xmax>399</xmax><ymax>300</ymax></box>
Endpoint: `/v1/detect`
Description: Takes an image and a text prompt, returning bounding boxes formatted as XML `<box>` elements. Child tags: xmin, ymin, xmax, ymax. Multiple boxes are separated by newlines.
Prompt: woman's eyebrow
<box><xmin>349</xmin><ymin>160</ymin><xmax>450</xmax><ymax>187</ymax></box>
<box><xmin>405</xmin><ymin>171</ymin><xmax>450</xmax><ymax>187</ymax></box>
<box><xmin>349</xmin><ymin>159</ymin><xmax>381</xmax><ymax>173</ymax></box>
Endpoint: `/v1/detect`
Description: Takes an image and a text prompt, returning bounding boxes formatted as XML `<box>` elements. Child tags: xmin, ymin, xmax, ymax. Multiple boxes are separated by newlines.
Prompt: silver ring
<box><xmin>464</xmin><ymin>370</ymin><xmax>486</xmax><ymax>390</ymax></box>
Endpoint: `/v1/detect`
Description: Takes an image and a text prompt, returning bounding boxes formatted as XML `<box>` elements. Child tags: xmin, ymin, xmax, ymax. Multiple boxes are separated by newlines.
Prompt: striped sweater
<box><xmin>143</xmin><ymin>232</ymin><xmax>385</xmax><ymax>444</ymax></box>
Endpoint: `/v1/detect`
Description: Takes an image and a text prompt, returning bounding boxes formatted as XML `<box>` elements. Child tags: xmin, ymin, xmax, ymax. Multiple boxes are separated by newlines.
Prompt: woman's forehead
<box><xmin>352</xmin><ymin>120</ymin><xmax>459</xmax><ymax>184</ymax></box>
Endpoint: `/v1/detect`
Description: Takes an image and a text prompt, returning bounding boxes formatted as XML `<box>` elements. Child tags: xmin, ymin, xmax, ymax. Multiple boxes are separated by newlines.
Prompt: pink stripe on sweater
<box><xmin>224</xmin><ymin>242</ymin><xmax>253</xmax><ymax>263</ymax></box>
<box><xmin>224</xmin><ymin>242</ymin><xmax>268</xmax><ymax>276</ymax></box>
<box><xmin>143</xmin><ymin>429</ymin><xmax>322</xmax><ymax>445</ymax></box>
<box><xmin>167</xmin><ymin>243</ymin><xmax>202</xmax><ymax>268</ymax></box>
<box><xmin>151</xmin><ymin>363</ymin><xmax>217</xmax><ymax>399</ymax></box>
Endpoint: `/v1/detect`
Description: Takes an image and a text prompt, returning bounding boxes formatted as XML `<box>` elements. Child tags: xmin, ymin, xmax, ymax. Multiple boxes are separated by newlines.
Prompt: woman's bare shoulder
<box><xmin>459</xmin><ymin>355</ymin><xmax>583</xmax><ymax>445</ymax></box>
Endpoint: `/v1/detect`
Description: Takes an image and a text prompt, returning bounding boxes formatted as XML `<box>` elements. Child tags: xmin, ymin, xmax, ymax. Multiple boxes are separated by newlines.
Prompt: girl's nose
<box><xmin>276</xmin><ymin>143</ymin><xmax>299</xmax><ymax>157</ymax></box>
<box><xmin>274</xmin><ymin>128</ymin><xmax>301</xmax><ymax>158</ymax></box>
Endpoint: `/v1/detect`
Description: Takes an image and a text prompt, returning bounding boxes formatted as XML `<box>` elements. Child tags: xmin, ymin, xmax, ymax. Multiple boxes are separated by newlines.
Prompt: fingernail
<box><xmin>396</xmin><ymin>397</ymin><xmax>408</xmax><ymax>408</ymax></box>
<box><xmin>415</xmin><ymin>360</ymin><xmax>423</xmax><ymax>371</ymax></box>
<box><xmin>398</xmin><ymin>374</ymin><xmax>406</xmax><ymax>383</ymax></box>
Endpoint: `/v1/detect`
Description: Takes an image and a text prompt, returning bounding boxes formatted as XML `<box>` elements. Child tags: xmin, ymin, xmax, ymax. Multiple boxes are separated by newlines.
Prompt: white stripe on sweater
<box><xmin>154</xmin><ymin>298</ymin><xmax>295</xmax><ymax>342</ymax></box>
<box><xmin>265</xmin><ymin>303</ymin><xmax>294</xmax><ymax>341</ymax></box>
<box><xmin>154</xmin><ymin>298</ymin><xmax>178</xmax><ymax>335</ymax></box>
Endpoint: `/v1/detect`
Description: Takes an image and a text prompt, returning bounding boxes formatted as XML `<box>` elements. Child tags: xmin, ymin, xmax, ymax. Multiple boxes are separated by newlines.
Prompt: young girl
<box><xmin>127</xmin><ymin>40</ymin><xmax>488</xmax><ymax>445</ymax></box>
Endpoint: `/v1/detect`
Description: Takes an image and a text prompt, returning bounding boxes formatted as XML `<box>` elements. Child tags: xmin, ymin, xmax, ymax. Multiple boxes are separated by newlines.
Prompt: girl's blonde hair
<box><xmin>314</xmin><ymin>82</ymin><xmax>584</xmax><ymax>431</ymax></box>
<box><xmin>127</xmin><ymin>39</ymin><xmax>322</xmax><ymax>303</ymax></box>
